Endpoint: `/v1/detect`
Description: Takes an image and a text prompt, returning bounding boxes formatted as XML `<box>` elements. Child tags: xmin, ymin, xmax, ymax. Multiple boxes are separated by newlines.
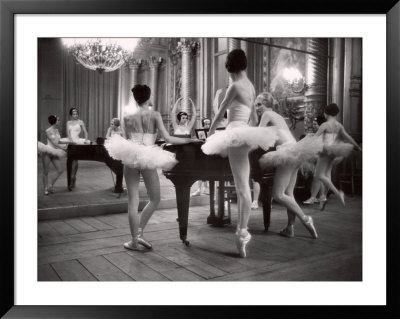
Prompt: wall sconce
<box><xmin>282</xmin><ymin>67</ymin><xmax>309</xmax><ymax>94</ymax></box>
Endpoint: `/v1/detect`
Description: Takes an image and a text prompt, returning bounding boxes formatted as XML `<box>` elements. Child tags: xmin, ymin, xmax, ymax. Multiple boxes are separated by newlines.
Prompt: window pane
<box><xmin>216</xmin><ymin>53</ymin><xmax>228</xmax><ymax>89</ymax></box>
<box><xmin>217</xmin><ymin>38</ymin><xmax>227</xmax><ymax>52</ymax></box>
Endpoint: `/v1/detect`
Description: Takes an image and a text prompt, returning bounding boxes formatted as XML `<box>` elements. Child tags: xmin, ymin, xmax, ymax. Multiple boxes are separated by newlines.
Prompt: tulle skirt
<box><xmin>104</xmin><ymin>134</ymin><xmax>178</xmax><ymax>170</ymax></box>
<box><xmin>322</xmin><ymin>142</ymin><xmax>354</xmax><ymax>158</ymax></box>
<box><xmin>201</xmin><ymin>121</ymin><xmax>278</xmax><ymax>157</ymax></box>
<box><xmin>38</xmin><ymin>141</ymin><xmax>67</xmax><ymax>158</ymax></box>
<box><xmin>259</xmin><ymin>134</ymin><xmax>323</xmax><ymax>168</ymax></box>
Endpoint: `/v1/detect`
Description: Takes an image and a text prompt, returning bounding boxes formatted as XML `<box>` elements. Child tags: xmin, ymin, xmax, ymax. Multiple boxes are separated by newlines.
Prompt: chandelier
<box><xmin>62</xmin><ymin>38</ymin><xmax>139</xmax><ymax>73</ymax></box>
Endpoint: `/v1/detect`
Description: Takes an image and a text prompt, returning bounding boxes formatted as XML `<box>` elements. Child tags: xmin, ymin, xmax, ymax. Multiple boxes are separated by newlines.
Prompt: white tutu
<box><xmin>104</xmin><ymin>134</ymin><xmax>178</xmax><ymax>170</ymax></box>
<box><xmin>201</xmin><ymin>122</ymin><xmax>278</xmax><ymax>157</ymax></box>
<box><xmin>259</xmin><ymin>134</ymin><xmax>323</xmax><ymax>168</ymax></box>
<box><xmin>322</xmin><ymin>142</ymin><xmax>354</xmax><ymax>158</ymax></box>
<box><xmin>38</xmin><ymin>141</ymin><xmax>66</xmax><ymax>158</ymax></box>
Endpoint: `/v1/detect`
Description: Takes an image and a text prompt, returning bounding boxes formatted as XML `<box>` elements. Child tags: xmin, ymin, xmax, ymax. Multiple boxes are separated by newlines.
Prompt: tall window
<box><xmin>213</xmin><ymin>38</ymin><xmax>229</xmax><ymax>96</ymax></box>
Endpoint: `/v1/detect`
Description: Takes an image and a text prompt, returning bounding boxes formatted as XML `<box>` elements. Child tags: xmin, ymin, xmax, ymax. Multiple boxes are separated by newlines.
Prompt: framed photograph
<box><xmin>1</xmin><ymin>0</ymin><xmax>399</xmax><ymax>318</ymax></box>
<box><xmin>195</xmin><ymin>129</ymin><xmax>208</xmax><ymax>140</ymax></box>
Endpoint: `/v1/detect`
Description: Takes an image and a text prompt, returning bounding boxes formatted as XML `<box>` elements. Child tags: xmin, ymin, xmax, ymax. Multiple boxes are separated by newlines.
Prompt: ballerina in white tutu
<box><xmin>105</xmin><ymin>84</ymin><xmax>194</xmax><ymax>251</ymax></box>
<box><xmin>311</xmin><ymin>103</ymin><xmax>362</xmax><ymax>210</ymax></box>
<box><xmin>202</xmin><ymin>49</ymin><xmax>278</xmax><ymax>257</ymax></box>
<box><xmin>106</xmin><ymin>118</ymin><xmax>124</xmax><ymax>139</ymax></box>
<box><xmin>38</xmin><ymin>115</ymin><xmax>69</xmax><ymax>195</ymax></box>
<box><xmin>65</xmin><ymin>107</ymin><xmax>89</xmax><ymax>190</ymax></box>
<box><xmin>257</xmin><ymin>92</ymin><xmax>320</xmax><ymax>239</ymax></box>
<box><xmin>171</xmin><ymin>97</ymin><xmax>197</xmax><ymax>136</ymax></box>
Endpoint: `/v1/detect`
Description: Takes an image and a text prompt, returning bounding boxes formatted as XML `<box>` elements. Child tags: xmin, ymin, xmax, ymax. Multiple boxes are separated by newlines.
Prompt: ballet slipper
<box><xmin>302</xmin><ymin>216</ymin><xmax>318</xmax><ymax>239</ymax></box>
<box><xmin>279</xmin><ymin>225</ymin><xmax>295</xmax><ymax>238</ymax></box>
<box><xmin>303</xmin><ymin>197</ymin><xmax>317</xmax><ymax>205</ymax></box>
<box><xmin>319</xmin><ymin>199</ymin><xmax>328</xmax><ymax>211</ymax></box>
<box><xmin>251</xmin><ymin>200</ymin><xmax>259</xmax><ymax>209</ymax></box>
<box><xmin>137</xmin><ymin>228</ymin><xmax>152</xmax><ymax>249</ymax></box>
<box><xmin>235</xmin><ymin>229</ymin><xmax>251</xmax><ymax>258</ymax></box>
<box><xmin>123</xmin><ymin>240</ymin><xmax>139</xmax><ymax>251</ymax></box>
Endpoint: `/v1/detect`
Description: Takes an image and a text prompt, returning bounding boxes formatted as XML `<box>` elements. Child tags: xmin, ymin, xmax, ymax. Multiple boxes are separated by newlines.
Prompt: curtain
<box><xmin>61</xmin><ymin>52</ymin><xmax>120</xmax><ymax>140</ymax></box>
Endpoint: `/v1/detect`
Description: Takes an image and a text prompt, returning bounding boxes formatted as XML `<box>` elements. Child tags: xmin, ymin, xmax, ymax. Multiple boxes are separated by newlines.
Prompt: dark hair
<box><xmin>324</xmin><ymin>103</ymin><xmax>340</xmax><ymax>116</ymax></box>
<box><xmin>177</xmin><ymin>111</ymin><xmax>188</xmax><ymax>122</ymax></box>
<box><xmin>69</xmin><ymin>107</ymin><xmax>79</xmax><ymax>116</ymax></box>
<box><xmin>112</xmin><ymin>118</ymin><xmax>120</xmax><ymax>127</ymax></box>
<box><xmin>201</xmin><ymin>117</ymin><xmax>210</xmax><ymax>127</ymax></box>
<box><xmin>131</xmin><ymin>84</ymin><xmax>151</xmax><ymax>105</ymax></box>
<box><xmin>48</xmin><ymin>115</ymin><xmax>57</xmax><ymax>125</ymax></box>
<box><xmin>315</xmin><ymin>115</ymin><xmax>326</xmax><ymax>126</ymax></box>
<box><xmin>225</xmin><ymin>49</ymin><xmax>247</xmax><ymax>73</ymax></box>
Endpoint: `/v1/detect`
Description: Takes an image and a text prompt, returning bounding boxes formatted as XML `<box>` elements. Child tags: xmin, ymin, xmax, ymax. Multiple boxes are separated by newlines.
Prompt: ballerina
<box><xmin>105</xmin><ymin>84</ymin><xmax>194</xmax><ymax>251</ymax></box>
<box><xmin>38</xmin><ymin>115</ymin><xmax>69</xmax><ymax>195</ymax></box>
<box><xmin>65</xmin><ymin>107</ymin><xmax>89</xmax><ymax>190</ymax></box>
<box><xmin>171</xmin><ymin>97</ymin><xmax>197</xmax><ymax>136</ymax></box>
<box><xmin>202</xmin><ymin>50</ymin><xmax>278</xmax><ymax>257</ymax></box>
<box><xmin>257</xmin><ymin>92</ymin><xmax>322</xmax><ymax>239</ymax></box>
<box><xmin>312</xmin><ymin>103</ymin><xmax>362</xmax><ymax>210</ymax></box>
<box><xmin>106</xmin><ymin>118</ymin><xmax>124</xmax><ymax>139</ymax></box>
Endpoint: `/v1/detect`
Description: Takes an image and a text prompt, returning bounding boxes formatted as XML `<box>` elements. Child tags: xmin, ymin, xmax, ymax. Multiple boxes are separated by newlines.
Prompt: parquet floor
<box><xmin>38</xmin><ymin>195</ymin><xmax>362</xmax><ymax>281</ymax></box>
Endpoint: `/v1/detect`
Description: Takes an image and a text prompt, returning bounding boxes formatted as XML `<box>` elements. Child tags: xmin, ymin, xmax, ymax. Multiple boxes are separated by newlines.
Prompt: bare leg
<box><xmin>273</xmin><ymin>165</ymin><xmax>317</xmax><ymax>239</ymax></box>
<box><xmin>49</xmin><ymin>157</ymin><xmax>64</xmax><ymax>192</ymax></box>
<box><xmin>42</xmin><ymin>155</ymin><xmax>50</xmax><ymax>194</ymax></box>
<box><xmin>285</xmin><ymin>168</ymin><xmax>298</xmax><ymax>227</ymax></box>
<box><xmin>251</xmin><ymin>180</ymin><xmax>260</xmax><ymax>209</ymax></box>
<box><xmin>123</xmin><ymin>165</ymin><xmax>140</xmax><ymax>249</ymax></box>
<box><xmin>315</xmin><ymin>156</ymin><xmax>344</xmax><ymax>206</ymax></box>
<box><xmin>139</xmin><ymin>169</ymin><xmax>161</xmax><ymax>230</ymax></box>
<box><xmin>228</xmin><ymin>145</ymin><xmax>252</xmax><ymax>257</ymax></box>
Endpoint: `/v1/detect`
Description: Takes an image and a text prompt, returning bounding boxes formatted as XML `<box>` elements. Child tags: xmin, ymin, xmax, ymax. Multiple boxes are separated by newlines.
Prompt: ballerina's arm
<box><xmin>105</xmin><ymin>127</ymin><xmax>112</xmax><ymax>139</ymax></box>
<box><xmin>80</xmin><ymin>120</ymin><xmax>89</xmax><ymax>140</ymax></box>
<box><xmin>339</xmin><ymin>124</ymin><xmax>362</xmax><ymax>151</ymax></box>
<box><xmin>259</xmin><ymin>111</ymin><xmax>272</xmax><ymax>127</ymax></box>
<box><xmin>187</xmin><ymin>101</ymin><xmax>197</xmax><ymax>132</ymax></box>
<box><xmin>170</xmin><ymin>99</ymin><xmax>180</xmax><ymax>132</ymax></box>
<box><xmin>154</xmin><ymin>112</ymin><xmax>193</xmax><ymax>145</ymax></box>
<box><xmin>209</xmin><ymin>84</ymin><xmax>237</xmax><ymax>135</ymax></box>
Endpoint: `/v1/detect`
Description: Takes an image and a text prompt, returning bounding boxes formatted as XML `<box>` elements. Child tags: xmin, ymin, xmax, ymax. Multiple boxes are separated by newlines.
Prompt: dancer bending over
<box><xmin>312</xmin><ymin>103</ymin><xmax>362</xmax><ymax>210</ymax></box>
<box><xmin>105</xmin><ymin>84</ymin><xmax>193</xmax><ymax>251</ymax></box>
<box><xmin>38</xmin><ymin>115</ymin><xmax>69</xmax><ymax>195</ymax></box>
<box><xmin>202</xmin><ymin>50</ymin><xmax>278</xmax><ymax>257</ymax></box>
<box><xmin>257</xmin><ymin>92</ymin><xmax>322</xmax><ymax>239</ymax></box>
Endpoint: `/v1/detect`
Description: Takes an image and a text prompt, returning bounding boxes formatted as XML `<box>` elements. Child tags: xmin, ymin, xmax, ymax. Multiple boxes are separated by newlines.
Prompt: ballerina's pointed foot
<box><xmin>303</xmin><ymin>216</ymin><xmax>318</xmax><ymax>239</ymax></box>
<box><xmin>44</xmin><ymin>188</ymin><xmax>49</xmax><ymax>195</ymax></box>
<box><xmin>137</xmin><ymin>234</ymin><xmax>152</xmax><ymax>249</ymax></box>
<box><xmin>319</xmin><ymin>199</ymin><xmax>328</xmax><ymax>211</ymax></box>
<box><xmin>279</xmin><ymin>225</ymin><xmax>295</xmax><ymax>238</ymax></box>
<box><xmin>303</xmin><ymin>197</ymin><xmax>317</xmax><ymax>205</ymax></box>
<box><xmin>123</xmin><ymin>240</ymin><xmax>139</xmax><ymax>251</ymax></box>
<box><xmin>235</xmin><ymin>230</ymin><xmax>252</xmax><ymax>258</ymax></box>
<box><xmin>339</xmin><ymin>191</ymin><xmax>345</xmax><ymax>206</ymax></box>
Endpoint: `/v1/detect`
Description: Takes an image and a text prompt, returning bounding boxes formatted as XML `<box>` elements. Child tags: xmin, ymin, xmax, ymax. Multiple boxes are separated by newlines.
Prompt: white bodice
<box><xmin>227</xmin><ymin>102</ymin><xmax>251</xmax><ymax>124</ymax></box>
<box><xmin>174</xmin><ymin>124</ymin><xmax>191</xmax><ymax>135</ymax></box>
<box><xmin>129</xmin><ymin>133</ymin><xmax>157</xmax><ymax>146</ymax></box>
<box><xmin>68</xmin><ymin>121</ymin><xmax>82</xmax><ymax>141</ymax></box>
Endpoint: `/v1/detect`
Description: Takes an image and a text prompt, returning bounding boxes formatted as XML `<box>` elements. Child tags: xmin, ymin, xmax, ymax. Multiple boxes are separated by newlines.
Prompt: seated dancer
<box><xmin>106</xmin><ymin>118</ymin><xmax>124</xmax><ymax>139</ymax></box>
<box><xmin>105</xmin><ymin>84</ymin><xmax>194</xmax><ymax>251</ymax></box>
<box><xmin>171</xmin><ymin>97</ymin><xmax>197</xmax><ymax>136</ymax></box>
<box><xmin>257</xmin><ymin>92</ymin><xmax>322</xmax><ymax>239</ymax></box>
<box><xmin>202</xmin><ymin>49</ymin><xmax>278</xmax><ymax>258</ymax></box>
<box><xmin>311</xmin><ymin>103</ymin><xmax>362</xmax><ymax>210</ymax></box>
<box><xmin>38</xmin><ymin>115</ymin><xmax>69</xmax><ymax>195</ymax></box>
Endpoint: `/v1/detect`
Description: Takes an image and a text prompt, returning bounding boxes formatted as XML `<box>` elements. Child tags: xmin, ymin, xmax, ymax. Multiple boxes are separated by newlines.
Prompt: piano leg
<box><xmin>66</xmin><ymin>158</ymin><xmax>73</xmax><ymax>191</ymax></box>
<box><xmin>170</xmin><ymin>177</ymin><xmax>196</xmax><ymax>245</ymax></box>
<box><xmin>207</xmin><ymin>181</ymin><xmax>216</xmax><ymax>224</ymax></box>
<box><xmin>260</xmin><ymin>182</ymin><xmax>272</xmax><ymax>231</ymax></box>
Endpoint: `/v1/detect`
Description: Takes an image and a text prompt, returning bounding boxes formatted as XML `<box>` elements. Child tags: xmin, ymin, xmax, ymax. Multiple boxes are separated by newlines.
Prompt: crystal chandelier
<box><xmin>62</xmin><ymin>38</ymin><xmax>139</xmax><ymax>73</ymax></box>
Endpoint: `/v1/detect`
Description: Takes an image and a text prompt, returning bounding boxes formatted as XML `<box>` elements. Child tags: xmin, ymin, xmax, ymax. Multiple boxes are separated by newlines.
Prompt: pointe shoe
<box><xmin>339</xmin><ymin>191</ymin><xmax>345</xmax><ymax>207</ymax></box>
<box><xmin>251</xmin><ymin>200</ymin><xmax>259</xmax><ymax>209</ymax></box>
<box><xmin>302</xmin><ymin>216</ymin><xmax>318</xmax><ymax>239</ymax></box>
<box><xmin>319</xmin><ymin>199</ymin><xmax>328</xmax><ymax>211</ymax></box>
<box><xmin>279</xmin><ymin>225</ymin><xmax>295</xmax><ymax>238</ymax></box>
<box><xmin>303</xmin><ymin>197</ymin><xmax>317</xmax><ymax>205</ymax></box>
<box><xmin>44</xmin><ymin>188</ymin><xmax>49</xmax><ymax>195</ymax></box>
<box><xmin>317</xmin><ymin>196</ymin><xmax>327</xmax><ymax>202</ymax></box>
<box><xmin>123</xmin><ymin>240</ymin><xmax>139</xmax><ymax>251</ymax></box>
<box><xmin>235</xmin><ymin>230</ymin><xmax>252</xmax><ymax>258</ymax></box>
<box><xmin>191</xmin><ymin>189</ymin><xmax>201</xmax><ymax>197</ymax></box>
<box><xmin>137</xmin><ymin>229</ymin><xmax>152</xmax><ymax>249</ymax></box>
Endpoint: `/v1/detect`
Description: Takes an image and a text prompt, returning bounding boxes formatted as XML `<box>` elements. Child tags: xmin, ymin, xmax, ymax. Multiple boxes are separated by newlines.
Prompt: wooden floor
<box><xmin>38</xmin><ymin>195</ymin><xmax>362</xmax><ymax>281</ymax></box>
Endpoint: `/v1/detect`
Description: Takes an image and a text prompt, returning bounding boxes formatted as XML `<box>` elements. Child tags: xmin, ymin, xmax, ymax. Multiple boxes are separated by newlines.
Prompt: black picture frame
<box><xmin>1</xmin><ymin>0</ymin><xmax>399</xmax><ymax>318</ymax></box>
<box><xmin>195</xmin><ymin>129</ymin><xmax>209</xmax><ymax>140</ymax></box>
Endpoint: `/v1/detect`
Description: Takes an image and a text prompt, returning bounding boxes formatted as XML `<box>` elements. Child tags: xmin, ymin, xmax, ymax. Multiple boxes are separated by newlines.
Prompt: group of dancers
<box><xmin>38</xmin><ymin>48</ymin><xmax>361</xmax><ymax>258</ymax></box>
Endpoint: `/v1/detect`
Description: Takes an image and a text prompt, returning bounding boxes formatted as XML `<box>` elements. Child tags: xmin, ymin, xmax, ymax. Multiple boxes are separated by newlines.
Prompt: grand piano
<box><xmin>163</xmin><ymin>141</ymin><xmax>275</xmax><ymax>245</ymax></box>
<box><xmin>66</xmin><ymin>143</ymin><xmax>124</xmax><ymax>194</ymax></box>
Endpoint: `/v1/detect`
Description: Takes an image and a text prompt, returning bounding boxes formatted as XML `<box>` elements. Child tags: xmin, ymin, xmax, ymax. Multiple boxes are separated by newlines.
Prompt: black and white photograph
<box><xmin>3</xmin><ymin>6</ymin><xmax>395</xmax><ymax>315</ymax></box>
<box><xmin>37</xmin><ymin>37</ymin><xmax>363</xmax><ymax>282</ymax></box>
